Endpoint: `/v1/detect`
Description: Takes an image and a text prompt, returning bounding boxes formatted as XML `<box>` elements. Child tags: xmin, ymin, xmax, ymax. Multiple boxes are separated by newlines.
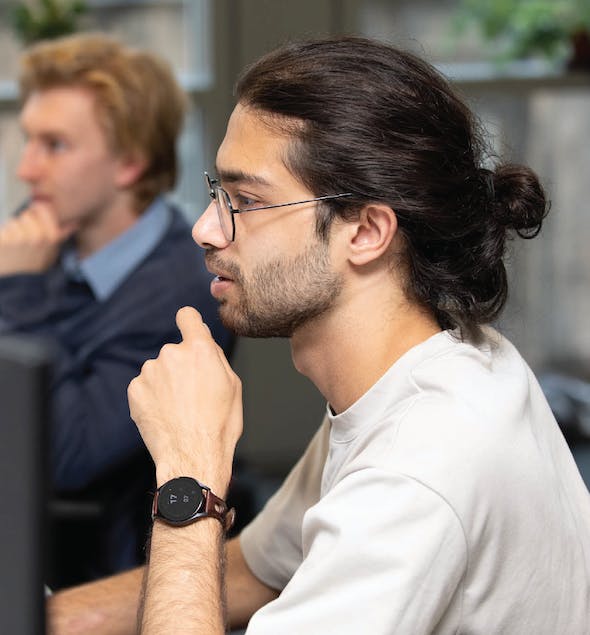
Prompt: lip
<box><xmin>206</xmin><ymin>266</ymin><xmax>234</xmax><ymax>282</ymax></box>
<box><xmin>30</xmin><ymin>193</ymin><xmax>51</xmax><ymax>204</ymax></box>
<box><xmin>204</xmin><ymin>256</ymin><xmax>234</xmax><ymax>283</ymax></box>
<box><xmin>207</xmin><ymin>267</ymin><xmax>233</xmax><ymax>281</ymax></box>
<box><xmin>210</xmin><ymin>275</ymin><xmax>234</xmax><ymax>299</ymax></box>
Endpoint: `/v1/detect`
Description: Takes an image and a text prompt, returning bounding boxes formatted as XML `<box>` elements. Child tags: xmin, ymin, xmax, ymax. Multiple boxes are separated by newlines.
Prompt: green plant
<box><xmin>11</xmin><ymin>0</ymin><xmax>87</xmax><ymax>44</ymax></box>
<box><xmin>454</xmin><ymin>0</ymin><xmax>590</xmax><ymax>61</ymax></box>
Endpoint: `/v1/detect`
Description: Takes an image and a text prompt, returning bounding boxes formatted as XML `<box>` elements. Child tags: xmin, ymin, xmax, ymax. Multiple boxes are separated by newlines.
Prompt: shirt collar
<box><xmin>62</xmin><ymin>196</ymin><xmax>172</xmax><ymax>301</ymax></box>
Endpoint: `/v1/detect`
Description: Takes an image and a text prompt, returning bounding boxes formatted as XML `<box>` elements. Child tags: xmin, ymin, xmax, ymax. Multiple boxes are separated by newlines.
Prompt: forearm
<box><xmin>226</xmin><ymin>537</ymin><xmax>279</xmax><ymax>629</ymax></box>
<box><xmin>129</xmin><ymin>307</ymin><xmax>244</xmax><ymax>633</ymax></box>
<box><xmin>47</xmin><ymin>566</ymin><xmax>144</xmax><ymax>635</ymax></box>
<box><xmin>140</xmin><ymin>520</ymin><xmax>226</xmax><ymax>634</ymax></box>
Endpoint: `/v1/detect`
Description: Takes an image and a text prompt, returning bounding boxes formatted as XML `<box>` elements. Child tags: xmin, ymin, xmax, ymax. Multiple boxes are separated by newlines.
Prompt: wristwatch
<box><xmin>152</xmin><ymin>476</ymin><xmax>235</xmax><ymax>532</ymax></box>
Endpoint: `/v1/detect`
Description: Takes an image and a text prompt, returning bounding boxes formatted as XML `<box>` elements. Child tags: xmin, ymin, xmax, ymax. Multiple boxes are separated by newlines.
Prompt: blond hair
<box><xmin>19</xmin><ymin>33</ymin><xmax>187</xmax><ymax>211</ymax></box>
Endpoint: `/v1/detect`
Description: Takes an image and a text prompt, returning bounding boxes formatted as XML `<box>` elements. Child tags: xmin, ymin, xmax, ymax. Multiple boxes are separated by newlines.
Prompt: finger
<box><xmin>30</xmin><ymin>204</ymin><xmax>75</xmax><ymax>243</ymax></box>
<box><xmin>31</xmin><ymin>204</ymin><xmax>59</xmax><ymax>234</ymax></box>
<box><xmin>26</xmin><ymin>201</ymin><xmax>78</xmax><ymax>242</ymax></box>
<box><xmin>0</xmin><ymin>219</ymin><xmax>15</xmax><ymax>242</ymax></box>
<box><xmin>175</xmin><ymin>306</ymin><xmax>212</xmax><ymax>342</ymax></box>
<box><xmin>0</xmin><ymin>216</ymin><xmax>28</xmax><ymax>242</ymax></box>
<box><xmin>17</xmin><ymin>210</ymin><xmax>46</xmax><ymax>242</ymax></box>
<box><xmin>179</xmin><ymin>307</ymin><xmax>235</xmax><ymax>381</ymax></box>
<box><xmin>3</xmin><ymin>206</ymin><xmax>57</xmax><ymax>245</ymax></box>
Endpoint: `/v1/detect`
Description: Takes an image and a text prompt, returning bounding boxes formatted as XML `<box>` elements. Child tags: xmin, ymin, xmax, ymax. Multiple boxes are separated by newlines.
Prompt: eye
<box><xmin>44</xmin><ymin>137</ymin><xmax>68</xmax><ymax>153</ymax></box>
<box><xmin>234</xmin><ymin>193</ymin><xmax>259</xmax><ymax>209</ymax></box>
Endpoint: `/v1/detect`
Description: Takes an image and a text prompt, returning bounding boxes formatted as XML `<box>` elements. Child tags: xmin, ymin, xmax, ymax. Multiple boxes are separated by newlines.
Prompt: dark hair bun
<box><xmin>491</xmin><ymin>164</ymin><xmax>548</xmax><ymax>238</ymax></box>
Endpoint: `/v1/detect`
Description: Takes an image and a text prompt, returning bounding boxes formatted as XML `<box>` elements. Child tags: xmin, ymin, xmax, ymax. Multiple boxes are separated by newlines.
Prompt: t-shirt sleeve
<box><xmin>245</xmin><ymin>469</ymin><xmax>467</xmax><ymax>635</ymax></box>
<box><xmin>240</xmin><ymin>417</ymin><xmax>330</xmax><ymax>591</ymax></box>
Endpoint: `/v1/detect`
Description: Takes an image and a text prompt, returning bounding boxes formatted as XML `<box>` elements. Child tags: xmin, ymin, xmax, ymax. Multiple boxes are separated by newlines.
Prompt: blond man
<box><xmin>0</xmin><ymin>33</ymin><xmax>232</xmax><ymax>584</ymax></box>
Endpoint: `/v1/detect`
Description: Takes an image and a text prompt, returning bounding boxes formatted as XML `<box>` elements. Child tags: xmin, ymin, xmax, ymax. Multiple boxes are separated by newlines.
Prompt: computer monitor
<box><xmin>0</xmin><ymin>334</ymin><xmax>52</xmax><ymax>635</ymax></box>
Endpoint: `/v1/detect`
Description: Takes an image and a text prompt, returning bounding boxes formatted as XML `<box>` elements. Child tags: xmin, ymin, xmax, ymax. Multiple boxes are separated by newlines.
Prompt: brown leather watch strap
<box><xmin>205</xmin><ymin>489</ymin><xmax>236</xmax><ymax>532</ymax></box>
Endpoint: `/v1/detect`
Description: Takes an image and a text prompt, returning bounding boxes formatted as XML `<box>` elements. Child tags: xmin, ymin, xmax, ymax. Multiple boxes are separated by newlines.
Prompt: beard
<box><xmin>206</xmin><ymin>242</ymin><xmax>343</xmax><ymax>338</ymax></box>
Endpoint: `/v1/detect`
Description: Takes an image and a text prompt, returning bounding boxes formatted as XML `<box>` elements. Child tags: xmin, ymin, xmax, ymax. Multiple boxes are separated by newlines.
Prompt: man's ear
<box><xmin>347</xmin><ymin>204</ymin><xmax>398</xmax><ymax>266</ymax></box>
<box><xmin>114</xmin><ymin>154</ymin><xmax>148</xmax><ymax>189</ymax></box>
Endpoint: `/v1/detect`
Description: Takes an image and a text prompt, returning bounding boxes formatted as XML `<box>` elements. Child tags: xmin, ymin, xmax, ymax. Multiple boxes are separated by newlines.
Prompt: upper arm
<box><xmin>244</xmin><ymin>470</ymin><xmax>467</xmax><ymax>635</ymax></box>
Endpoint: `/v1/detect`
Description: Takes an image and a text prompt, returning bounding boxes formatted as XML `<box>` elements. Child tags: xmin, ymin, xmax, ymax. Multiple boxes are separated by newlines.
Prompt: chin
<box><xmin>219</xmin><ymin>306</ymin><xmax>301</xmax><ymax>339</ymax></box>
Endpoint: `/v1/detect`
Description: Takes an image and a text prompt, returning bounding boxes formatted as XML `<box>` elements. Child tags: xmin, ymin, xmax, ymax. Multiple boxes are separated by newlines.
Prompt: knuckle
<box><xmin>139</xmin><ymin>358</ymin><xmax>154</xmax><ymax>376</ymax></box>
<box><xmin>127</xmin><ymin>377</ymin><xmax>138</xmax><ymax>398</ymax></box>
<box><xmin>159</xmin><ymin>343</ymin><xmax>176</xmax><ymax>358</ymax></box>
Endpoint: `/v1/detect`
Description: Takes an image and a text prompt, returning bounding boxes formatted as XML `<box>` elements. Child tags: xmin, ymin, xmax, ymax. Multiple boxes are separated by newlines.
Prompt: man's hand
<box><xmin>128</xmin><ymin>306</ymin><xmax>242</xmax><ymax>494</ymax></box>
<box><xmin>0</xmin><ymin>203</ymin><xmax>78</xmax><ymax>275</ymax></box>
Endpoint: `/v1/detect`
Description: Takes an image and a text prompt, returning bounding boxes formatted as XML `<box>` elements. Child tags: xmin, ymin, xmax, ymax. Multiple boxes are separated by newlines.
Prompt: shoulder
<box><xmin>402</xmin><ymin>328</ymin><xmax>534</xmax><ymax>440</ymax></box>
<box><xmin>338</xmin><ymin>329</ymin><xmax>550</xmax><ymax>511</ymax></box>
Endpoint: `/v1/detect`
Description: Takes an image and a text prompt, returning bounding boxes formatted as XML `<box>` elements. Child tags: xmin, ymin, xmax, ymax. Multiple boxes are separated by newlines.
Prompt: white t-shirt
<box><xmin>240</xmin><ymin>328</ymin><xmax>590</xmax><ymax>634</ymax></box>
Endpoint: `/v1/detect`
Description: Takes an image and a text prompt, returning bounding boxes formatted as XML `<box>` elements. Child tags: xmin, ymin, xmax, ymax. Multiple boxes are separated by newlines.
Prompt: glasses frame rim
<box><xmin>204</xmin><ymin>171</ymin><xmax>353</xmax><ymax>242</ymax></box>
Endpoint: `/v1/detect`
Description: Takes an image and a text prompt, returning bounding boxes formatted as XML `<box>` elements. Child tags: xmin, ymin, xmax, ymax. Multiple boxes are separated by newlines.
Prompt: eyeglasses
<box><xmin>204</xmin><ymin>171</ymin><xmax>353</xmax><ymax>242</ymax></box>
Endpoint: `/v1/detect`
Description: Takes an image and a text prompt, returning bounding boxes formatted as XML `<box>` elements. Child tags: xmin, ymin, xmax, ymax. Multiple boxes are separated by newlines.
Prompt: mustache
<box><xmin>205</xmin><ymin>251</ymin><xmax>243</xmax><ymax>283</ymax></box>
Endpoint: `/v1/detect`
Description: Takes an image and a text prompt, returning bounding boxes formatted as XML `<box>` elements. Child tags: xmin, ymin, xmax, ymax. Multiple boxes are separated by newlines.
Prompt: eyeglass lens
<box><xmin>216</xmin><ymin>188</ymin><xmax>234</xmax><ymax>241</ymax></box>
<box><xmin>205</xmin><ymin>172</ymin><xmax>234</xmax><ymax>241</ymax></box>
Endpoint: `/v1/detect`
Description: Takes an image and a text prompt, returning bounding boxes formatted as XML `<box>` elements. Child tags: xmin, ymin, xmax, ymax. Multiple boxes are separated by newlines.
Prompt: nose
<box><xmin>193</xmin><ymin>200</ymin><xmax>231</xmax><ymax>249</ymax></box>
<box><xmin>17</xmin><ymin>141</ymin><xmax>43</xmax><ymax>183</ymax></box>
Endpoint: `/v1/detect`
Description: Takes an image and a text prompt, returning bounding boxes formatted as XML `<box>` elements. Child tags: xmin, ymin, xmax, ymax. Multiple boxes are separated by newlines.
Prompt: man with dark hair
<box><xmin>0</xmin><ymin>33</ymin><xmax>232</xmax><ymax>583</ymax></box>
<box><xmin>50</xmin><ymin>37</ymin><xmax>590</xmax><ymax>634</ymax></box>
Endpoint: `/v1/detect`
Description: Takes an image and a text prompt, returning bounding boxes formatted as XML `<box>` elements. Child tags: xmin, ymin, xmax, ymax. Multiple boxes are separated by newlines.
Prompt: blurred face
<box><xmin>17</xmin><ymin>86</ymin><xmax>123</xmax><ymax>228</ymax></box>
<box><xmin>193</xmin><ymin>104</ymin><xmax>343</xmax><ymax>338</ymax></box>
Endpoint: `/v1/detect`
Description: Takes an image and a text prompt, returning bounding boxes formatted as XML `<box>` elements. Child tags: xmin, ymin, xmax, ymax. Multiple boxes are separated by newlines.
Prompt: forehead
<box><xmin>216</xmin><ymin>104</ymin><xmax>305</xmax><ymax>191</ymax></box>
<box><xmin>20</xmin><ymin>86</ymin><xmax>102</xmax><ymax>135</ymax></box>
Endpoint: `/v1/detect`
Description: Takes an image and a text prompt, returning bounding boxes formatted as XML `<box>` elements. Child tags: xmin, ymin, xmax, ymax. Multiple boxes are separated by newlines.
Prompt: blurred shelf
<box><xmin>436</xmin><ymin>60</ymin><xmax>590</xmax><ymax>90</ymax></box>
<box><xmin>86</xmin><ymin>0</ymin><xmax>184</xmax><ymax>6</ymax></box>
<box><xmin>0</xmin><ymin>71</ymin><xmax>211</xmax><ymax>107</ymax></box>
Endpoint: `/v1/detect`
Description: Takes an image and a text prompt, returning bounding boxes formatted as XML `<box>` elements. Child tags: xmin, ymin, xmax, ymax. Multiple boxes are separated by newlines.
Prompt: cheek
<box><xmin>70</xmin><ymin>155</ymin><xmax>118</xmax><ymax>192</ymax></box>
<box><xmin>52</xmin><ymin>161</ymin><xmax>117</xmax><ymax>216</ymax></box>
<box><xmin>249</xmin><ymin>222</ymin><xmax>311</xmax><ymax>258</ymax></box>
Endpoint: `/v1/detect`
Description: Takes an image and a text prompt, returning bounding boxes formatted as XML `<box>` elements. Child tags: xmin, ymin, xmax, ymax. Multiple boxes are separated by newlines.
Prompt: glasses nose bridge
<box><xmin>204</xmin><ymin>171</ymin><xmax>220</xmax><ymax>201</ymax></box>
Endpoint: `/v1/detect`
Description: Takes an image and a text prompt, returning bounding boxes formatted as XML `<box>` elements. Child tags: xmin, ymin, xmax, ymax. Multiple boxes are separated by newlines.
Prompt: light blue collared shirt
<box><xmin>62</xmin><ymin>197</ymin><xmax>172</xmax><ymax>301</ymax></box>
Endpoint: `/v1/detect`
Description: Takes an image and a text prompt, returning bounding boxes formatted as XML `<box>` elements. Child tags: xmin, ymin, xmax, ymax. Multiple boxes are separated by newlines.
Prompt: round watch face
<box><xmin>158</xmin><ymin>477</ymin><xmax>204</xmax><ymax>523</ymax></box>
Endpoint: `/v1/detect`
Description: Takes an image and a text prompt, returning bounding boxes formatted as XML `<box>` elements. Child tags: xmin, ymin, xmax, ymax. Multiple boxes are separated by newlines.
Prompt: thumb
<box><xmin>32</xmin><ymin>203</ymin><xmax>78</xmax><ymax>243</ymax></box>
<box><xmin>176</xmin><ymin>306</ymin><xmax>209</xmax><ymax>342</ymax></box>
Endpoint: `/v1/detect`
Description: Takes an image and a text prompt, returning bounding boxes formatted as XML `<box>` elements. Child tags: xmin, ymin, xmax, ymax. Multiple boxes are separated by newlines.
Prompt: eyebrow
<box><xmin>19</xmin><ymin>121</ymin><xmax>69</xmax><ymax>138</ymax></box>
<box><xmin>215</xmin><ymin>168</ymin><xmax>272</xmax><ymax>188</ymax></box>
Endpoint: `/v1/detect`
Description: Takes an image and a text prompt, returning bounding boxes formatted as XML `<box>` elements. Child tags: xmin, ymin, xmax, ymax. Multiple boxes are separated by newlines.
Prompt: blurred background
<box><xmin>1</xmin><ymin>0</ymin><xmax>589</xmax><ymax>488</ymax></box>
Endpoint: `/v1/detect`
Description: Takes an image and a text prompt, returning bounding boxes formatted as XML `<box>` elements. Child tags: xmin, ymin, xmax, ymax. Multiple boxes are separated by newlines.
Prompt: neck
<box><xmin>290</xmin><ymin>273</ymin><xmax>441</xmax><ymax>415</ymax></box>
<box><xmin>74</xmin><ymin>192</ymin><xmax>142</xmax><ymax>258</ymax></box>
